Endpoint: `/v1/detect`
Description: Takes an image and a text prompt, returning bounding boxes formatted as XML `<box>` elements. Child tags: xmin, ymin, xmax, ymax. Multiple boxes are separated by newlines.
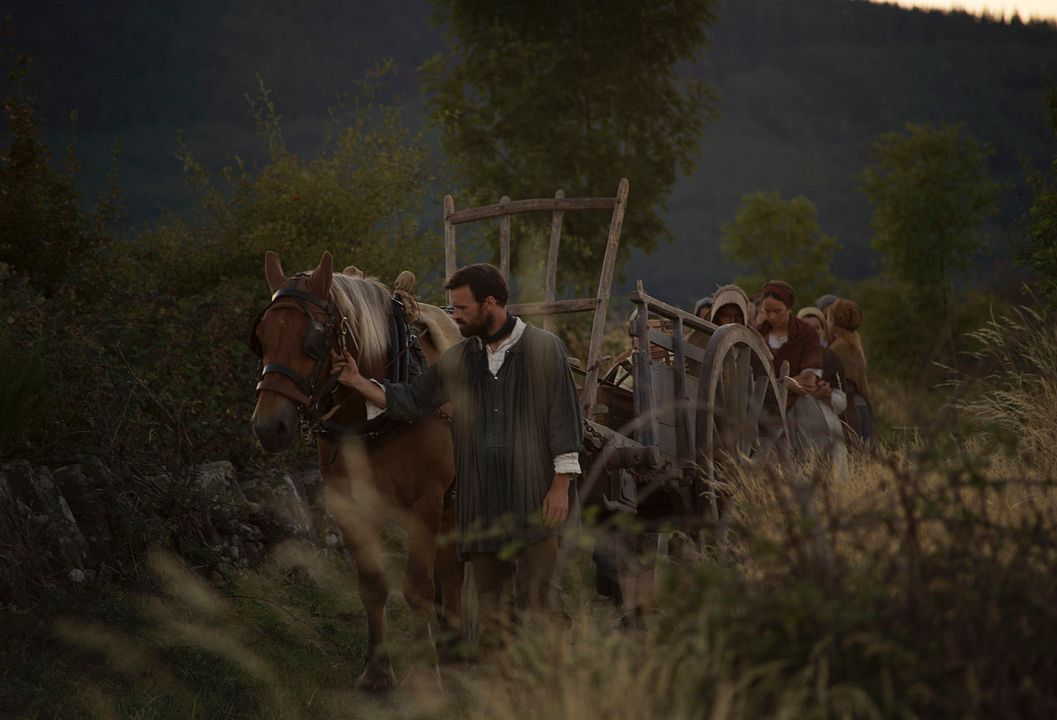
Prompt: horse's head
<box><xmin>250</xmin><ymin>251</ymin><xmax>335</xmax><ymax>452</ymax></box>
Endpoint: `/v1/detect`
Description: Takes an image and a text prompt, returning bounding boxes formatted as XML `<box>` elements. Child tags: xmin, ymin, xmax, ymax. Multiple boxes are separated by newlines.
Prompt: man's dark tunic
<box><xmin>384</xmin><ymin>321</ymin><xmax>583</xmax><ymax>554</ymax></box>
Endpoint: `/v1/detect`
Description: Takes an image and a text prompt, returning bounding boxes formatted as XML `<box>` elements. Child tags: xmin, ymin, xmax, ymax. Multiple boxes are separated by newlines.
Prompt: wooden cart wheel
<box><xmin>695</xmin><ymin>324</ymin><xmax>790</xmax><ymax>520</ymax></box>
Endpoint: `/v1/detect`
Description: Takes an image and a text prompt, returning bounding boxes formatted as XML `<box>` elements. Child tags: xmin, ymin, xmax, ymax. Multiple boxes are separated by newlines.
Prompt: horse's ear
<box><xmin>342</xmin><ymin>265</ymin><xmax>364</xmax><ymax>278</ymax></box>
<box><xmin>265</xmin><ymin>251</ymin><xmax>286</xmax><ymax>293</ymax></box>
<box><xmin>394</xmin><ymin>270</ymin><xmax>416</xmax><ymax>294</ymax></box>
<box><xmin>309</xmin><ymin>251</ymin><xmax>333</xmax><ymax>298</ymax></box>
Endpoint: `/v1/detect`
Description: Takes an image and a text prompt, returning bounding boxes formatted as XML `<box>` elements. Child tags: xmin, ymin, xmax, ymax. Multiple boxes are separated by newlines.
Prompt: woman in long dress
<box><xmin>827</xmin><ymin>299</ymin><xmax>875</xmax><ymax>449</ymax></box>
<box><xmin>755</xmin><ymin>281</ymin><xmax>823</xmax><ymax>396</ymax></box>
<box><xmin>756</xmin><ymin>281</ymin><xmax>843</xmax><ymax>458</ymax></box>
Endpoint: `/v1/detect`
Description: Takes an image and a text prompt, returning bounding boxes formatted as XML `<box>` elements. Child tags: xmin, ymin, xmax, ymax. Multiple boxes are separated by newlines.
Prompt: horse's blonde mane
<box><xmin>330</xmin><ymin>273</ymin><xmax>391</xmax><ymax>370</ymax></box>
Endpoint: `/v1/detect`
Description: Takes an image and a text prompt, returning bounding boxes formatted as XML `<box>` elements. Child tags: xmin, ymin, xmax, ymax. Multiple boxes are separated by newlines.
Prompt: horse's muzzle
<box><xmin>251</xmin><ymin>400</ymin><xmax>299</xmax><ymax>453</ymax></box>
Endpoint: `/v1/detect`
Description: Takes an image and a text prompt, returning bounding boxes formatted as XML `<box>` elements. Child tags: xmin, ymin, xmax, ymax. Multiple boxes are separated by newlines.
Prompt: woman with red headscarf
<box><xmin>758</xmin><ymin>280</ymin><xmax>846</xmax><ymax>461</ymax></box>
<box><xmin>756</xmin><ymin>280</ymin><xmax>824</xmax><ymax>396</ymax></box>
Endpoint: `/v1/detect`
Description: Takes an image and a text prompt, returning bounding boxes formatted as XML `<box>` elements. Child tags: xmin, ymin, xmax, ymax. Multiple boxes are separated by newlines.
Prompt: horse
<box><xmin>249</xmin><ymin>250</ymin><xmax>464</xmax><ymax>691</ymax></box>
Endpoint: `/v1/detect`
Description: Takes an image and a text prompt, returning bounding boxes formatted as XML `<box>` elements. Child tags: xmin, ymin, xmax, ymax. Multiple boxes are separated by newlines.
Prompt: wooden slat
<box><xmin>671</xmin><ymin>316</ymin><xmax>692</xmax><ymax>465</ymax></box>
<box><xmin>499</xmin><ymin>195</ymin><xmax>511</xmax><ymax>281</ymax></box>
<box><xmin>721</xmin><ymin>349</ymin><xmax>739</xmax><ymax>456</ymax></box>
<box><xmin>632</xmin><ymin>284</ymin><xmax>658</xmax><ymax>447</ymax></box>
<box><xmin>543</xmin><ymin>189</ymin><xmax>565</xmax><ymax>333</ymax></box>
<box><xmin>648</xmin><ymin>365</ymin><xmax>678</xmax><ymax>460</ymax></box>
<box><xmin>644</xmin><ymin>329</ymin><xmax>707</xmax><ymax>364</ymax></box>
<box><xmin>443</xmin><ymin>194</ymin><xmax>456</xmax><ymax>292</ymax></box>
<box><xmin>508</xmin><ymin>297</ymin><xmax>599</xmax><ymax>317</ymax></box>
<box><xmin>629</xmin><ymin>287</ymin><xmax>715</xmax><ymax>335</ymax></box>
<box><xmin>446</xmin><ymin>196</ymin><xmax>618</xmax><ymax>225</ymax></box>
<box><xmin>581</xmin><ymin>178</ymin><xmax>629</xmax><ymax>416</ymax></box>
<box><xmin>734</xmin><ymin>346</ymin><xmax>751</xmax><ymax>452</ymax></box>
<box><xmin>747</xmin><ymin>373</ymin><xmax>769</xmax><ymax>441</ymax></box>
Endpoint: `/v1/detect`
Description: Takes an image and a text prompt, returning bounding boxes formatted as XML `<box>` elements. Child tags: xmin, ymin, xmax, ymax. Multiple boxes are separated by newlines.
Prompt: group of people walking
<box><xmin>694</xmin><ymin>281</ymin><xmax>874</xmax><ymax>449</ymax></box>
<box><xmin>330</xmin><ymin>264</ymin><xmax>876</xmax><ymax>655</ymax></box>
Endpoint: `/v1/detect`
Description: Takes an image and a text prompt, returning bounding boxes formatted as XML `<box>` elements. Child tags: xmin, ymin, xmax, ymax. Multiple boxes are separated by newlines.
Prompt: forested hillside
<box><xmin>7</xmin><ymin>0</ymin><xmax>1057</xmax><ymax>303</ymax></box>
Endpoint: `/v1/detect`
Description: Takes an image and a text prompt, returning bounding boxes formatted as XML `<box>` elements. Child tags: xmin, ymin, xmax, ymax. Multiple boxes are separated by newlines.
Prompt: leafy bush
<box><xmin>851</xmin><ymin>274</ymin><xmax>1001</xmax><ymax>385</ymax></box>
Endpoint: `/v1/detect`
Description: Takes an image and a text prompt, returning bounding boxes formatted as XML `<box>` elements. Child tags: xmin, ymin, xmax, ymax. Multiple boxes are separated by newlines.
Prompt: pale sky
<box><xmin>881</xmin><ymin>0</ymin><xmax>1057</xmax><ymax>21</ymax></box>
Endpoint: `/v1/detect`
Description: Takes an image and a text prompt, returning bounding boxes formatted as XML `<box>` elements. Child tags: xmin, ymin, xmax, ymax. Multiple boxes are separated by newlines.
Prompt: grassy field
<box><xmin>10</xmin><ymin>443</ymin><xmax>1057</xmax><ymax>719</ymax></box>
<box><xmin>6</xmin><ymin>312</ymin><xmax>1057</xmax><ymax>719</ymax></box>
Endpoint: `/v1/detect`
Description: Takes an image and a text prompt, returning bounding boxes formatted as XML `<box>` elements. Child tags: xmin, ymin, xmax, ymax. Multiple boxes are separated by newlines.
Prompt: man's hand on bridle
<box><xmin>331</xmin><ymin>350</ymin><xmax>362</xmax><ymax>389</ymax></box>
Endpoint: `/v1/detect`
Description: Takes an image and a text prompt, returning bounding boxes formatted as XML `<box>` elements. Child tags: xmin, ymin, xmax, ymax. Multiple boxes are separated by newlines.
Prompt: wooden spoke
<box><xmin>747</xmin><ymin>374</ymin><xmax>770</xmax><ymax>432</ymax></box>
<box><xmin>732</xmin><ymin>346</ymin><xmax>751</xmax><ymax>451</ymax></box>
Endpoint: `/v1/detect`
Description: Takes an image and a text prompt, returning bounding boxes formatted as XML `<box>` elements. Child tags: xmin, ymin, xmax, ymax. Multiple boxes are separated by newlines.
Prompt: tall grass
<box><xmin>959</xmin><ymin>306</ymin><xmax>1057</xmax><ymax>467</ymax></box>
<box><xmin>12</xmin><ymin>307</ymin><xmax>1057</xmax><ymax>718</ymax></box>
<box><xmin>33</xmin><ymin>448</ymin><xmax>1057</xmax><ymax>718</ymax></box>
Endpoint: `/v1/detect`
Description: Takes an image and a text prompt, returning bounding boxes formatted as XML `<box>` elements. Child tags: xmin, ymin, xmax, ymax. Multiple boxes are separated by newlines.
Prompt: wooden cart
<box><xmin>442</xmin><ymin>179</ymin><xmax>790</xmax><ymax>526</ymax></box>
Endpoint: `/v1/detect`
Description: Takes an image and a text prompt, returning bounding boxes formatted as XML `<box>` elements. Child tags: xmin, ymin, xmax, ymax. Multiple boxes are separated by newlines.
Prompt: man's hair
<box><xmin>444</xmin><ymin>263</ymin><xmax>509</xmax><ymax>305</ymax></box>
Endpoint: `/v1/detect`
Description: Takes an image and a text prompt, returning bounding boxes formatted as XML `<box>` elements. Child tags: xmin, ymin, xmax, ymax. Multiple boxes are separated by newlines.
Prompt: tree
<box><xmin>422</xmin><ymin>0</ymin><xmax>718</xmax><ymax>289</ymax></box>
<box><xmin>1018</xmin><ymin>87</ymin><xmax>1057</xmax><ymax>309</ymax></box>
<box><xmin>0</xmin><ymin>55</ymin><xmax>121</xmax><ymax>294</ymax></box>
<box><xmin>146</xmin><ymin>69</ymin><xmax>440</xmax><ymax>299</ymax></box>
<box><xmin>720</xmin><ymin>191</ymin><xmax>840</xmax><ymax>303</ymax></box>
<box><xmin>859</xmin><ymin>123</ymin><xmax>998</xmax><ymax>304</ymax></box>
<box><xmin>859</xmin><ymin>123</ymin><xmax>999</xmax><ymax>364</ymax></box>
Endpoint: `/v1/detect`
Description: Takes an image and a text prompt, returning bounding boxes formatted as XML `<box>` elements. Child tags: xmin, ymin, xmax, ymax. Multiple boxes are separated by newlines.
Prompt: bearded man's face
<box><xmin>450</xmin><ymin>285</ymin><xmax>491</xmax><ymax>337</ymax></box>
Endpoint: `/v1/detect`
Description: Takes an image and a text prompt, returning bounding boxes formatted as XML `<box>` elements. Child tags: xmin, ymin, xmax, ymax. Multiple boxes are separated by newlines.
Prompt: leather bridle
<box><xmin>249</xmin><ymin>276</ymin><xmax>352</xmax><ymax>436</ymax></box>
<box><xmin>250</xmin><ymin>275</ymin><xmax>433</xmax><ymax>449</ymax></box>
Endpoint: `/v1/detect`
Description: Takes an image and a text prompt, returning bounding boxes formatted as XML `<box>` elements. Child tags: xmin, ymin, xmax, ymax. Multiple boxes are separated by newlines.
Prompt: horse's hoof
<box><xmin>356</xmin><ymin>662</ymin><xmax>397</xmax><ymax>693</ymax></box>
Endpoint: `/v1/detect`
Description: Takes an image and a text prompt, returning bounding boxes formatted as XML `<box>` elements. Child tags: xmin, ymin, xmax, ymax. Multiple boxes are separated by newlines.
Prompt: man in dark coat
<box><xmin>332</xmin><ymin>263</ymin><xmax>583</xmax><ymax>646</ymax></box>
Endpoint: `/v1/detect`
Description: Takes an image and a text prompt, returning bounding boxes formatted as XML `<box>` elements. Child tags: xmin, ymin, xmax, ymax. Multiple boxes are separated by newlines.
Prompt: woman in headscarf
<box><xmin>692</xmin><ymin>295</ymin><xmax>714</xmax><ymax>321</ymax></box>
<box><xmin>827</xmin><ymin>299</ymin><xmax>874</xmax><ymax>447</ymax></box>
<box><xmin>710</xmin><ymin>285</ymin><xmax>750</xmax><ymax>326</ymax></box>
<box><xmin>797</xmin><ymin>305</ymin><xmax>847</xmax><ymax>417</ymax></box>
<box><xmin>757</xmin><ymin>281</ymin><xmax>849</xmax><ymax>459</ymax></box>
<box><xmin>756</xmin><ymin>280</ymin><xmax>823</xmax><ymax>396</ymax></box>
<box><xmin>682</xmin><ymin>284</ymin><xmax>750</xmax><ymax>378</ymax></box>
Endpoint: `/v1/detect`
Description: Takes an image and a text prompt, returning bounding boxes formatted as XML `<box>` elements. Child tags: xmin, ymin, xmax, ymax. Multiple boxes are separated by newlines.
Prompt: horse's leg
<box><xmin>323</xmin><ymin>480</ymin><xmax>396</xmax><ymax>692</ymax></box>
<box><xmin>351</xmin><ymin>536</ymin><xmax>397</xmax><ymax>692</ymax></box>
<box><xmin>402</xmin><ymin>497</ymin><xmax>443</xmax><ymax>687</ymax></box>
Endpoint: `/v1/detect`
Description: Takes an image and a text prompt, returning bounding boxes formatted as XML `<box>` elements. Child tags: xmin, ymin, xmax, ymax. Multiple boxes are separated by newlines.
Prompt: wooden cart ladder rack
<box><xmin>443</xmin><ymin>178</ymin><xmax>629</xmax><ymax>415</ymax></box>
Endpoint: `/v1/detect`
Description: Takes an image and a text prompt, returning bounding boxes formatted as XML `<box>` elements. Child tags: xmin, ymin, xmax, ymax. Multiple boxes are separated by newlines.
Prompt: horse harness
<box><xmin>249</xmin><ymin>275</ymin><xmax>429</xmax><ymax>446</ymax></box>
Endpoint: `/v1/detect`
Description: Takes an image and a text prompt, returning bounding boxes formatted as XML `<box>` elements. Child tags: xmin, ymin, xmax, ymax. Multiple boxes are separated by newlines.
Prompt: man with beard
<box><xmin>331</xmin><ymin>263</ymin><xmax>583</xmax><ymax>649</ymax></box>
